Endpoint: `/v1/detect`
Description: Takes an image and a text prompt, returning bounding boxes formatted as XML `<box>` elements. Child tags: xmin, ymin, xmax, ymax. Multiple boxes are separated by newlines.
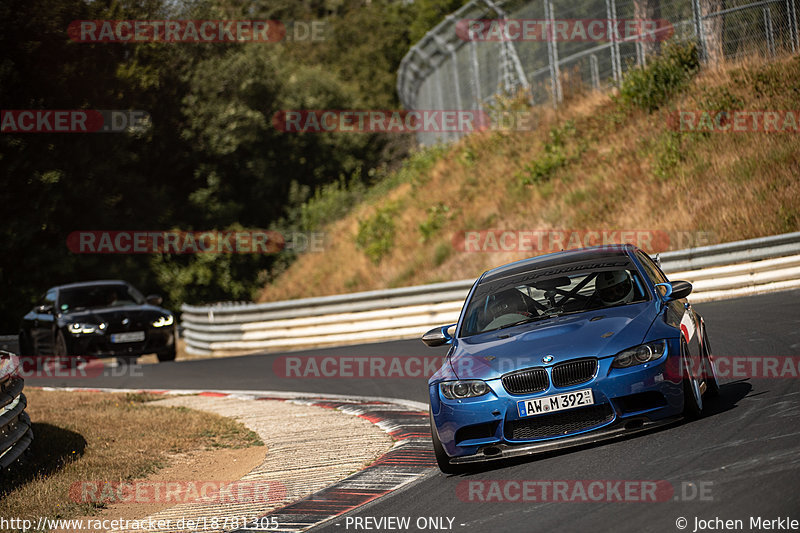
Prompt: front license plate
<box><xmin>517</xmin><ymin>389</ymin><xmax>594</xmax><ymax>417</ymax></box>
<box><xmin>110</xmin><ymin>331</ymin><xmax>145</xmax><ymax>343</ymax></box>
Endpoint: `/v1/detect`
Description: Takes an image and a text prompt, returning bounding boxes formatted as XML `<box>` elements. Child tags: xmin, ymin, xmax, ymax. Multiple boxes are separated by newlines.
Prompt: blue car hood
<box><xmin>448</xmin><ymin>302</ymin><xmax>657</xmax><ymax>381</ymax></box>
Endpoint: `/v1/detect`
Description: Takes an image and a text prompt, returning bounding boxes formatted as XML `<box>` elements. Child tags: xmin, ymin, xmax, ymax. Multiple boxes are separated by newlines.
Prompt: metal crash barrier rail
<box><xmin>182</xmin><ymin>232</ymin><xmax>800</xmax><ymax>356</ymax></box>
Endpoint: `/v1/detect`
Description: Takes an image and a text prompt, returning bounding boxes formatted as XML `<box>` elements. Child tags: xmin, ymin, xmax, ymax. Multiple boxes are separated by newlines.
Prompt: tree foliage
<box><xmin>0</xmin><ymin>0</ymin><xmax>461</xmax><ymax>331</ymax></box>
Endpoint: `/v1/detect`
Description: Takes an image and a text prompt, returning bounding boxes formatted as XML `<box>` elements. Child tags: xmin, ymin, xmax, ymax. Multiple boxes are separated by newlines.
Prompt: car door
<box><xmin>636</xmin><ymin>251</ymin><xmax>701</xmax><ymax>358</ymax></box>
<box><xmin>30</xmin><ymin>289</ymin><xmax>58</xmax><ymax>355</ymax></box>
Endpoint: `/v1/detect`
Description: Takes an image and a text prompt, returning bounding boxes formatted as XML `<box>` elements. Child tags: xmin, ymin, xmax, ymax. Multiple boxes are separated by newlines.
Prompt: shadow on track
<box><xmin>0</xmin><ymin>423</ymin><xmax>87</xmax><ymax>493</ymax></box>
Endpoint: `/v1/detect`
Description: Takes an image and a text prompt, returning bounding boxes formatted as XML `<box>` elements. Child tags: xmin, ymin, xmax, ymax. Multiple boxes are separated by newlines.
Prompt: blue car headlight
<box><xmin>151</xmin><ymin>315</ymin><xmax>174</xmax><ymax>328</ymax></box>
<box><xmin>611</xmin><ymin>340</ymin><xmax>667</xmax><ymax>368</ymax></box>
<box><xmin>440</xmin><ymin>380</ymin><xmax>489</xmax><ymax>400</ymax></box>
<box><xmin>68</xmin><ymin>322</ymin><xmax>106</xmax><ymax>335</ymax></box>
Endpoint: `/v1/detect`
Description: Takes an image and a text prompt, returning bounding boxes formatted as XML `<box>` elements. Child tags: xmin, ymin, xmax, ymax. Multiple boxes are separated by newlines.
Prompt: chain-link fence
<box><xmin>397</xmin><ymin>0</ymin><xmax>800</xmax><ymax>145</ymax></box>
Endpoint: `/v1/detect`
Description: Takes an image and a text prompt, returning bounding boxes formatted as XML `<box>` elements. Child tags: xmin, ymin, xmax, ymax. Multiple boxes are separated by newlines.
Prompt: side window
<box><xmin>36</xmin><ymin>290</ymin><xmax>56</xmax><ymax>312</ymax></box>
<box><xmin>41</xmin><ymin>290</ymin><xmax>56</xmax><ymax>306</ymax></box>
<box><xmin>636</xmin><ymin>251</ymin><xmax>668</xmax><ymax>285</ymax></box>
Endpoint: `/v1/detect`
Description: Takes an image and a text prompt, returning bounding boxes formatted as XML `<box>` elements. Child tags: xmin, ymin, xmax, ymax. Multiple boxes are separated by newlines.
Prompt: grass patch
<box><xmin>516</xmin><ymin>120</ymin><xmax>578</xmax><ymax>185</ymax></box>
<box><xmin>418</xmin><ymin>203</ymin><xmax>451</xmax><ymax>243</ymax></box>
<box><xmin>355</xmin><ymin>203</ymin><xmax>399</xmax><ymax>264</ymax></box>
<box><xmin>0</xmin><ymin>389</ymin><xmax>262</xmax><ymax>527</ymax></box>
<box><xmin>258</xmin><ymin>54</ymin><xmax>800</xmax><ymax>304</ymax></box>
<box><xmin>615</xmin><ymin>40</ymin><xmax>700</xmax><ymax>112</ymax></box>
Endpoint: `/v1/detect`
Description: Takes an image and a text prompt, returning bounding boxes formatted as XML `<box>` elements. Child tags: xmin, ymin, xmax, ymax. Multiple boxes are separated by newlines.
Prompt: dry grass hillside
<box><xmin>260</xmin><ymin>52</ymin><xmax>800</xmax><ymax>303</ymax></box>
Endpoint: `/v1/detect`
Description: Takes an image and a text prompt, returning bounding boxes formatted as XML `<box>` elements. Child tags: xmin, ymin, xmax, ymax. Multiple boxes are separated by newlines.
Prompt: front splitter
<box><xmin>449</xmin><ymin>416</ymin><xmax>681</xmax><ymax>464</ymax></box>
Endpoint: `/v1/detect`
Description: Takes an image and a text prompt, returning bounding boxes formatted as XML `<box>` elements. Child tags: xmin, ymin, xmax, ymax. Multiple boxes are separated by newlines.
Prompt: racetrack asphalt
<box><xmin>26</xmin><ymin>289</ymin><xmax>800</xmax><ymax>533</ymax></box>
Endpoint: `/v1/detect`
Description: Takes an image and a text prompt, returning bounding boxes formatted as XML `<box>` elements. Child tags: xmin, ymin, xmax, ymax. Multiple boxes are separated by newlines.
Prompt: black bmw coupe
<box><xmin>19</xmin><ymin>280</ymin><xmax>176</xmax><ymax>362</ymax></box>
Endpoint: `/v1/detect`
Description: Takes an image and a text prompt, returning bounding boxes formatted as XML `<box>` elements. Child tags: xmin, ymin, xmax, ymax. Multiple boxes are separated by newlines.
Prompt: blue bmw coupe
<box><xmin>423</xmin><ymin>244</ymin><xmax>719</xmax><ymax>473</ymax></box>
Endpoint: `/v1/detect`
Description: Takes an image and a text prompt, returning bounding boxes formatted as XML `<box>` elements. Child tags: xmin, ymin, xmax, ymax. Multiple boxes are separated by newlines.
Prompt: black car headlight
<box><xmin>611</xmin><ymin>340</ymin><xmax>667</xmax><ymax>368</ymax></box>
<box><xmin>440</xmin><ymin>380</ymin><xmax>489</xmax><ymax>400</ymax></box>
<box><xmin>68</xmin><ymin>322</ymin><xmax>106</xmax><ymax>335</ymax></box>
<box><xmin>151</xmin><ymin>315</ymin><xmax>174</xmax><ymax>328</ymax></box>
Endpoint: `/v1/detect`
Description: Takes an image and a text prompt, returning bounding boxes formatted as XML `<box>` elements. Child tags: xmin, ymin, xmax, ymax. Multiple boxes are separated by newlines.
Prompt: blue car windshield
<box><xmin>59</xmin><ymin>284</ymin><xmax>145</xmax><ymax>312</ymax></box>
<box><xmin>460</xmin><ymin>263</ymin><xmax>649</xmax><ymax>337</ymax></box>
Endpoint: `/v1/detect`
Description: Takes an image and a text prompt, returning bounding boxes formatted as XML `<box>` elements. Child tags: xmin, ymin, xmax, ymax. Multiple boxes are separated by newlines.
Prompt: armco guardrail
<box><xmin>182</xmin><ymin>232</ymin><xmax>800</xmax><ymax>356</ymax></box>
<box><xmin>0</xmin><ymin>351</ymin><xmax>33</xmax><ymax>470</ymax></box>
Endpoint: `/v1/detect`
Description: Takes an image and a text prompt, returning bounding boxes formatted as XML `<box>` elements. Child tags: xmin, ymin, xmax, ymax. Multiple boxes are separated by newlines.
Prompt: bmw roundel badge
<box><xmin>542</xmin><ymin>355</ymin><xmax>554</xmax><ymax>364</ymax></box>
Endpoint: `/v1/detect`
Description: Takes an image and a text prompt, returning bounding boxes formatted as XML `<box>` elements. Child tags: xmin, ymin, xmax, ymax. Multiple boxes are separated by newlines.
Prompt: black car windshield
<box><xmin>58</xmin><ymin>284</ymin><xmax>146</xmax><ymax>312</ymax></box>
<box><xmin>460</xmin><ymin>260</ymin><xmax>649</xmax><ymax>337</ymax></box>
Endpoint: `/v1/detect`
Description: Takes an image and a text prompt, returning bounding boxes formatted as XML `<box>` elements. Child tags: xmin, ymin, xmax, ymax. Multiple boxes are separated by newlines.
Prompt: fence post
<box><xmin>590</xmin><ymin>54</ymin><xmax>600</xmax><ymax>90</ymax></box>
<box><xmin>763</xmin><ymin>7</ymin><xmax>775</xmax><ymax>58</ymax></box>
<box><xmin>546</xmin><ymin>0</ymin><xmax>563</xmax><ymax>107</ymax></box>
<box><xmin>433</xmin><ymin>34</ymin><xmax>463</xmax><ymax>113</ymax></box>
<box><xmin>692</xmin><ymin>0</ymin><xmax>707</xmax><ymax>62</ymax></box>
<box><xmin>470</xmin><ymin>39</ymin><xmax>482</xmax><ymax>110</ymax></box>
<box><xmin>793</xmin><ymin>0</ymin><xmax>800</xmax><ymax>51</ymax></box>
<box><xmin>606</xmin><ymin>0</ymin><xmax>622</xmax><ymax>85</ymax></box>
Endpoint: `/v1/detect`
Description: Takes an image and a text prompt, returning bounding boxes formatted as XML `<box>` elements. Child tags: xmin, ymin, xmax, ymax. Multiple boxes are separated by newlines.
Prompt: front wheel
<box><xmin>54</xmin><ymin>330</ymin><xmax>69</xmax><ymax>357</ymax></box>
<box><xmin>430</xmin><ymin>410</ymin><xmax>467</xmax><ymax>475</ymax></box>
<box><xmin>682</xmin><ymin>338</ymin><xmax>703</xmax><ymax>419</ymax></box>
<box><xmin>18</xmin><ymin>332</ymin><xmax>33</xmax><ymax>356</ymax></box>
<box><xmin>701</xmin><ymin>326</ymin><xmax>720</xmax><ymax>398</ymax></box>
<box><xmin>157</xmin><ymin>345</ymin><xmax>176</xmax><ymax>362</ymax></box>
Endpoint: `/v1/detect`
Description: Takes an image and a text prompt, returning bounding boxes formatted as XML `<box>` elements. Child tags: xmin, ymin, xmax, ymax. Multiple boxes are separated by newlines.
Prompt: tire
<box><xmin>157</xmin><ymin>345</ymin><xmax>176</xmax><ymax>362</ymax></box>
<box><xmin>54</xmin><ymin>330</ymin><xmax>69</xmax><ymax>357</ymax></box>
<box><xmin>682</xmin><ymin>338</ymin><xmax>703</xmax><ymax>419</ymax></box>
<box><xmin>430</xmin><ymin>410</ymin><xmax>467</xmax><ymax>475</ymax></box>
<box><xmin>18</xmin><ymin>332</ymin><xmax>33</xmax><ymax>356</ymax></box>
<box><xmin>701</xmin><ymin>326</ymin><xmax>720</xmax><ymax>398</ymax></box>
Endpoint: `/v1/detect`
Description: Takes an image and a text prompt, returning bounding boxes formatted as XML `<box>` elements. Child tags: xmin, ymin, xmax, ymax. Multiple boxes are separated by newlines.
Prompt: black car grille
<box><xmin>505</xmin><ymin>404</ymin><xmax>615</xmax><ymax>440</ymax></box>
<box><xmin>502</xmin><ymin>368</ymin><xmax>549</xmax><ymax>395</ymax></box>
<box><xmin>552</xmin><ymin>358</ymin><xmax>598</xmax><ymax>387</ymax></box>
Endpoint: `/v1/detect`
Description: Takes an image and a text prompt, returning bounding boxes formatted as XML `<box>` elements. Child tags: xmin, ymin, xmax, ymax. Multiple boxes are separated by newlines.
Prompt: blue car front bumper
<box><xmin>430</xmin><ymin>351</ymin><xmax>685</xmax><ymax>464</ymax></box>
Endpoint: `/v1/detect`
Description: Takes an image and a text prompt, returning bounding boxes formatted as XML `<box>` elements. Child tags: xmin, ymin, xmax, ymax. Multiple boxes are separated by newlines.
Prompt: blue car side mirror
<box><xmin>655</xmin><ymin>281</ymin><xmax>693</xmax><ymax>301</ymax></box>
<box><xmin>421</xmin><ymin>324</ymin><xmax>456</xmax><ymax>347</ymax></box>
